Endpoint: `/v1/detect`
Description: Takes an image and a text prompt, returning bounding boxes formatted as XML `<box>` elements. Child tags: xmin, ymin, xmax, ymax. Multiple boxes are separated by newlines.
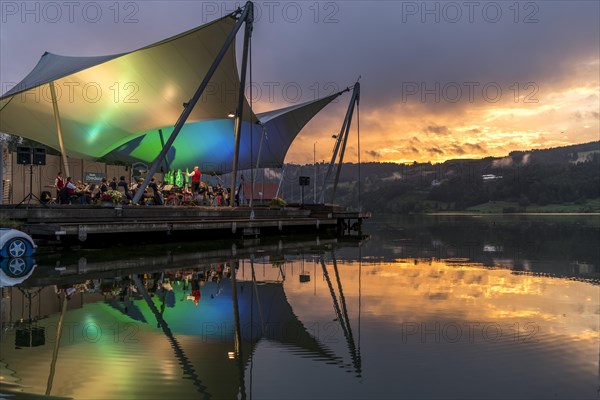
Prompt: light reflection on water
<box><xmin>0</xmin><ymin>216</ymin><xmax>598</xmax><ymax>399</ymax></box>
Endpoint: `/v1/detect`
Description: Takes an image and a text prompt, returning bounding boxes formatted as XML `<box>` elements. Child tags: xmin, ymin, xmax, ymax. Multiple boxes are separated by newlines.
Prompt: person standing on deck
<box><xmin>54</xmin><ymin>171</ymin><xmax>64</xmax><ymax>199</ymax></box>
<box><xmin>187</xmin><ymin>165</ymin><xmax>202</xmax><ymax>194</ymax></box>
<box><xmin>118</xmin><ymin>176</ymin><xmax>132</xmax><ymax>202</ymax></box>
<box><xmin>148</xmin><ymin>177</ymin><xmax>163</xmax><ymax>205</ymax></box>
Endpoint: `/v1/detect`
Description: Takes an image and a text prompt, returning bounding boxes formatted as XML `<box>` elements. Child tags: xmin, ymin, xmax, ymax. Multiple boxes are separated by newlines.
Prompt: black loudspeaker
<box><xmin>33</xmin><ymin>148</ymin><xmax>46</xmax><ymax>165</ymax></box>
<box><xmin>15</xmin><ymin>327</ymin><xmax>46</xmax><ymax>347</ymax></box>
<box><xmin>17</xmin><ymin>147</ymin><xmax>32</xmax><ymax>165</ymax></box>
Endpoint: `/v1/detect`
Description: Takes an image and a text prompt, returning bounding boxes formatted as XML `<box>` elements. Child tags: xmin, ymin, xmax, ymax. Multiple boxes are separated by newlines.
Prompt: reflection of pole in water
<box><xmin>46</xmin><ymin>291</ymin><xmax>68</xmax><ymax>396</ymax></box>
<box><xmin>358</xmin><ymin>246</ymin><xmax>362</xmax><ymax>383</ymax></box>
<box><xmin>230</xmin><ymin>262</ymin><xmax>242</xmax><ymax>357</ymax></box>
<box><xmin>250</xmin><ymin>256</ymin><xmax>266</xmax><ymax>335</ymax></box>
<box><xmin>230</xmin><ymin>261</ymin><xmax>247</xmax><ymax>400</ymax></box>
<box><xmin>320</xmin><ymin>255</ymin><xmax>362</xmax><ymax>376</ymax></box>
<box><xmin>332</xmin><ymin>255</ymin><xmax>351</xmax><ymax>336</ymax></box>
<box><xmin>131</xmin><ymin>275</ymin><xmax>210</xmax><ymax>398</ymax></box>
<box><xmin>331</xmin><ymin>253</ymin><xmax>362</xmax><ymax>376</ymax></box>
<box><xmin>249</xmin><ymin>260</ymin><xmax>255</xmax><ymax>400</ymax></box>
<box><xmin>314</xmin><ymin>256</ymin><xmax>317</xmax><ymax>296</ymax></box>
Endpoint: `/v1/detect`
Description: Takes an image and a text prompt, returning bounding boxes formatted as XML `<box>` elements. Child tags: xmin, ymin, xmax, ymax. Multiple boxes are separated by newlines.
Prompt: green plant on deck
<box><xmin>100</xmin><ymin>190</ymin><xmax>123</xmax><ymax>204</ymax></box>
<box><xmin>0</xmin><ymin>219</ymin><xmax>21</xmax><ymax>229</ymax></box>
<box><xmin>270</xmin><ymin>197</ymin><xmax>286</xmax><ymax>207</ymax></box>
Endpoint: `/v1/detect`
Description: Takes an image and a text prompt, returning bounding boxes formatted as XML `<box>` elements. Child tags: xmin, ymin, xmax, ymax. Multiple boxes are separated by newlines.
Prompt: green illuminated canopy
<box><xmin>0</xmin><ymin>15</ymin><xmax>255</xmax><ymax>159</ymax></box>
<box><xmin>0</xmin><ymin>13</ymin><xmax>348</xmax><ymax>171</ymax></box>
<box><xmin>104</xmin><ymin>92</ymin><xmax>344</xmax><ymax>173</ymax></box>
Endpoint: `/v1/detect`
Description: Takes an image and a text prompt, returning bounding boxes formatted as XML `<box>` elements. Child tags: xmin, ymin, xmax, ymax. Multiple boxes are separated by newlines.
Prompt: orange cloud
<box><xmin>281</xmin><ymin>57</ymin><xmax>599</xmax><ymax>165</ymax></box>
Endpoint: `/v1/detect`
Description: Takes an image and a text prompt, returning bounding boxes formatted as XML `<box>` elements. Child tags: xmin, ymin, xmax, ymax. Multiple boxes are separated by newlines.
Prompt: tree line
<box><xmin>328</xmin><ymin>141</ymin><xmax>600</xmax><ymax>213</ymax></box>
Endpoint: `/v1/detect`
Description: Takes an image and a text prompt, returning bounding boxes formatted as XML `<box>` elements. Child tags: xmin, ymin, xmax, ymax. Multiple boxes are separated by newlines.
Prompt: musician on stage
<box><xmin>214</xmin><ymin>183</ymin><xmax>223</xmax><ymax>206</ymax></box>
<box><xmin>187</xmin><ymin>165</ymin><xmax>202</xmax><ymax>194</ymax></box>
<box><xmin>54</xmin><ymin>171</ymin><xmax>64</xmax><ymax>199</ymax></box>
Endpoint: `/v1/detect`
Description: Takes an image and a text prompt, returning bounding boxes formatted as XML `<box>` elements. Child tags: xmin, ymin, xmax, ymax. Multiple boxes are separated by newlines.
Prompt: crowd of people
<box><xmin>49</xmin><ymin>166</ymin><xmax>238</xmax><ymax>206</ymax></box>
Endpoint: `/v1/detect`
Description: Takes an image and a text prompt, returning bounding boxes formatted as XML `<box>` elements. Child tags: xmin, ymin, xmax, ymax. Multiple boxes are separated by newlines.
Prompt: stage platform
<box><xmin>0</xmin><ymin>204</ymin><xmax>369</xmax><ymax>245</ymax></box>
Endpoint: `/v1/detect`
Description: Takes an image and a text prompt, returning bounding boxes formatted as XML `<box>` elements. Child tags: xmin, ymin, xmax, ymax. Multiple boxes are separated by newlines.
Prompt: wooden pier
<box><xmin>0</xmin><ymin>204</ymin><xmax>370</xmax><ymax>245</ymax></box>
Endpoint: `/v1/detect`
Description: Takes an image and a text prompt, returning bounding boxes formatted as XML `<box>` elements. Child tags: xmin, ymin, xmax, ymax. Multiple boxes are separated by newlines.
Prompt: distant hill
<box><xmin>278</xmin><ymin>141</ymin><xmax>600</xmax><ymax>213</ymax></box>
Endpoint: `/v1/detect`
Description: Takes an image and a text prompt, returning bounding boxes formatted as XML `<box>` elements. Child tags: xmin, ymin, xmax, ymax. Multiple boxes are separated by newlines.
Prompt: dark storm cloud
<box><xmin>428</xmin><ymin>148</ymin><xmax>444</xmax><ymax>155</ymax></box>
<box><xmin>464</xmin><ymin>143</ymin><xmax>485</xmax><ymax>152</ymax></box>
<box><xmin>450</xmin><ymin>145</ymin><xmax>466</xmax><ymax>155</ymax></box>
<box><xmin>426</xmin><ymin>125</ymin><xmax>450</xmax><ymax>135</ymax></box>
<box><xmin>247</xmin><ymin>1</ymin><xmax>599</xmax><ymax>115</ymax></box>
<box><xmin>1</xmin><ymin>1</ymin><xmax>598</xmax><ymax>117</ymax></box>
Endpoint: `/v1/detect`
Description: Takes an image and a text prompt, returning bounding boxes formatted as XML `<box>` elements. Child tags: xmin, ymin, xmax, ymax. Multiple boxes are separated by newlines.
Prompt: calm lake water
<box><xmin>1</xmin><ymin>215</ymin><xmax>598</xmax><ymax>399</ymax></box>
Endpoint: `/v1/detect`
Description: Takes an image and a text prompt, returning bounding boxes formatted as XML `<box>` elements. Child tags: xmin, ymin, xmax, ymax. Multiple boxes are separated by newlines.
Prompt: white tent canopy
<box><xmin>0</xmin><ymin>15</ymin><xmax>255</xmax><ymax>159</ymax></box>
<box><xmin>0</xmin><ymin>10</ymin><xmax>349</xmax><ymax>174</ymax></box>
<box><xmin>103</xmin><ymin>92</ymin><xmax>345</xmax><ymax>173</ymax></box>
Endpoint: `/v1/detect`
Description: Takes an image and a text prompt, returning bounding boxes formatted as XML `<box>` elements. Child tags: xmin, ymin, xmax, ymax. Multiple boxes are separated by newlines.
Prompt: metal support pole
<box><xmin>275</xmin><ymin>167</ymin><xmax>285</xmax><ymax>198</ymax></box>
<box><xmin>249</xmin><ymin>126</ymin><xmax>265</xmax><ymax>216</ymax></box>
<box><xmin>318</xmin><ymin>117</ymin><xmax>347</xmax><ymax>204</ymax></box>
<box><xmin>158</xmin><ymin>129</ymin><xmax>171</xmax><ymax>173</ymax></box>
<box><xmin>319</xmin><ymin>83</ymin><xmax>360</xmax><ymax>204</ymax></box>
<box><xmin>357</xmin><ymin>99</ymin><xmax>361</xmax><ymax>212</ymax></box>
<box><xmin>230</xmin><ymin>3</ymin><xmax>254</xmax><ymax>207</ymax></box>
<box><xmin>49</xmin><ymin>82</ymin><xmax>70</xmax><ymax>177</ymax></box>
<box><xmin>133</xmin><ymin>2</ymin><xmax>254</xmax><ymax>205</ymax></box>
<box><xmin>331</xmin><ymin>82</ymin><xmax>360</xmax><ymax>204</ymax></box>
<box><xmin>313</xmin><ymin>142</ymin><xmax>317</xmax><ymax>203</ymax></box>
<box><xmin>319</xmin><ymin>82</ymin><xmax>358</xmax><ymax>203</ymax></box>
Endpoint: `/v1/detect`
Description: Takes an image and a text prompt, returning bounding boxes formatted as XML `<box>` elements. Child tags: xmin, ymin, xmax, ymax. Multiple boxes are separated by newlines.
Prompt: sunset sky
<box><xmin>1</xmin><ymin>1</ymin><xmax>598</xmax><ymax>164</ymax></box>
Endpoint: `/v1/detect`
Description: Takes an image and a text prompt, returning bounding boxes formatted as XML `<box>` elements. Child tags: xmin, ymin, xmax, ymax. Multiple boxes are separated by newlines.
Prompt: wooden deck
<box><xmin>0</xmin><ymin>204</ymin><xmax>370</xmax><ymax>245</ymax></box>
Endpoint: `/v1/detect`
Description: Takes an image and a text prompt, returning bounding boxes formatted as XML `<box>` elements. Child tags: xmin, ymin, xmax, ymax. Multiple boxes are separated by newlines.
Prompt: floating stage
<box><xmin>0</xmin><ymin>204</ymin><xmax>369</xmax><ymax>245</ymax></box>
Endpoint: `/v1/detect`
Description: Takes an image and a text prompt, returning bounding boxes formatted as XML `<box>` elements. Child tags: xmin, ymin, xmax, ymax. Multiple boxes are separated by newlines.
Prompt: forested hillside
<box><xmin>284</xmin><ymin>141</ymin><xmax>600</xmax><ymax>213</ymax></box>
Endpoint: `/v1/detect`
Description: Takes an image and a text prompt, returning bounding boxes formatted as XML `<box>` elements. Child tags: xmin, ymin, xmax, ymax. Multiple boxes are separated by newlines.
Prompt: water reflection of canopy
<box><xmin>129</xmin><ymin>277</ymin><xmax>348</xmax><ymax>398</ymax></box>
<box><xmin>0</xmin><ymin>13</ymin><xmax>344</xmax><ymax>172</ymax></box>
<box><xmin>134</xmin><ymin>279</ymin><xmax>341</xmax><ymax>361</ymax></box>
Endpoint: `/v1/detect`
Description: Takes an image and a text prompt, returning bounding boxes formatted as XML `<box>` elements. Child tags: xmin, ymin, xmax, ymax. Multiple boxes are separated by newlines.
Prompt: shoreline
<box><xmin>425</xmin><ymin>212</ymin><xmax>600</xmax><ymax>216</ymax></box>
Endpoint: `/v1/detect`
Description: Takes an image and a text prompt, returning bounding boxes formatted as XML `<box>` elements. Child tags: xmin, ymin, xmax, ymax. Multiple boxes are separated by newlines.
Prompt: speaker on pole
<box><xmin>33</xmin><ymin>148</ymin><xmax>46</xmax><ymax>165</ymax></box>
<box><xmin>17</xmin><ymin>147</ymin><xmax>32</xmax><ymax>165</ymax></box>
